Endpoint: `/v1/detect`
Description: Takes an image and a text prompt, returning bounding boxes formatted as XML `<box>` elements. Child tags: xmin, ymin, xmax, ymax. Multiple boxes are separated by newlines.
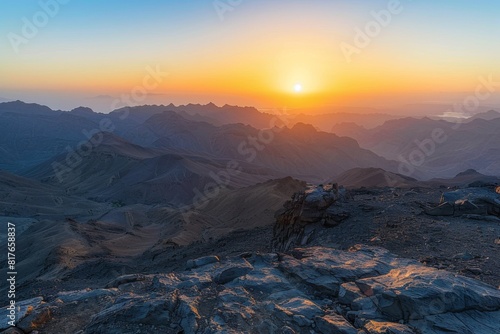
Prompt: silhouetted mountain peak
<box><xmin>70</xmin><ymin>106</ymin><xmax>95</xmax><ymax>115</ymax></box>
<box><xmin>455</xmin><ymin>169</ymin><xmax>482</xmax><ymax>177</ymax></box>
<box><xmin>469</xmin><ymin>109</ymin><xmax>500</xmax><ymax>121</ymax></box>
<box><xmin>0</xmin><ymin>100</ymin><xmax>55</xmax><ymax>115</ymax></box>
<box><xmin>291</xmin><ymin>122</ymin><xmax>317</xmax><ymax>133</ymax></box>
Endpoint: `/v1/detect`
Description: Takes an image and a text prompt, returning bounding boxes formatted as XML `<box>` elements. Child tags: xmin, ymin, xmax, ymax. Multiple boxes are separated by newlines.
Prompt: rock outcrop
<box><xmin>272</xmin><ymin>183</ymin><xmax>349</xmax><ymax>252</ymax></box>
<box><xmin>425</xmin><ymin>186</ymin><xmax>500</xmax><ymax>217</ymax></box>
<box><xmin>2</xmin><ymin>245</ymin><xmax>500</xmax><ymax>333</ymax></box>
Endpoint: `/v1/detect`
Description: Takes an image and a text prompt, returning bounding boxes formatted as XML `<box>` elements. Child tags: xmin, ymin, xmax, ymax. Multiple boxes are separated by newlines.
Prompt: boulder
<box><xmin>442</xmin><ymin>188</ymin><xmax>500</xmax><ymax>211</ymax></box>
<box><xmin>355</xmin><ymin>264</ymin><xmax>500</xmax><ymax>321</ymax></box>
<box><xmin>426</xmin><ymin>188</ymin><xmax>500</xmax><ymax>217</ymax></box>
<box><xmin>304</xmin><ymin>184</ymin><xmax>341</xmax><ymax>209</ymax></box>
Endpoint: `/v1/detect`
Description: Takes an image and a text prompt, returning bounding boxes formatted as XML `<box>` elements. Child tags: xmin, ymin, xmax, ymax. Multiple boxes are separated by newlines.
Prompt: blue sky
<box><xmin>1</xmin><ymin>0</ymin><xmax>499</xmax><ymax>111</ymax></box>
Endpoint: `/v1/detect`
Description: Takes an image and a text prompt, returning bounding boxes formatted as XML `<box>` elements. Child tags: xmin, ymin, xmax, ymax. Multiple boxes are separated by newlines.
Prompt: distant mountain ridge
<box><xmin>331</xmin><ymin>116</ymin><xmax>500</xmax><ymax>178</ymax></box>
<box><xmin>1</xmin><ymin>100</ymin><xmax>499</xmax><ymax>182</ymax></box>
<box><xmin>334</xmin><ymin>167</ymin><xmax>500</xmax><ymax>189</ymax></box>
<box><xmin>467</xmin><ymin>109</ymin><xmax>500</xmax><ymax>122</ymax></box>
<box><xmin>1</xmin><ymin>101</ymin><xmax>399</xmax><ymax>184</ymax></box>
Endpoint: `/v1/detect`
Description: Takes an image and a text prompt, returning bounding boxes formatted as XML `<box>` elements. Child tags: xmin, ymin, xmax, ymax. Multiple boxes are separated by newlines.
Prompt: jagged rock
<box><xmin>272</xmin><ymin>183</ymin><xmax>349</xmax><ymax>251</ymax></box>
<box><xmin>304</xmin><ymin>184</ymin><xmax>341</xmax><ymax>209</ymax></box>
<box><xmin>355</xmin><ymin>264</ymin><xmax>500</xmax><ymax>321</ymax></box>
<box><xmin>279</xmin><ymin>246</ymin><xmax>417</xmax><ymax>298</ymax></box>
<box><xmin>8</xmin><ymin>246</ymin><xmax>500</xmax><ymax>333</ymax></box>
<box><xmin>435</xmin><ymin>188</ymin><xmax>500</xmax><ymax>217</ymax></box>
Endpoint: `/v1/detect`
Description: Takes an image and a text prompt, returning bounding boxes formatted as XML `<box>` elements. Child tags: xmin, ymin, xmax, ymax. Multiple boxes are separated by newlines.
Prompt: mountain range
<box><xmin>1</xmin><ymin>100</ymin><xmax>499</xmax><ymax>333</ymax></box>
<box><xmin>331</xmin><ymin>115</ymin><xmax>500</xmax><ymax>178</ymax></box>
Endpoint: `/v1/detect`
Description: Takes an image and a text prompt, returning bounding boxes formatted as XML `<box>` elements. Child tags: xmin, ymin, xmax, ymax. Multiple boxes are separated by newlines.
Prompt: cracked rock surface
<box><xmin>3</xmin><ymin>245</ymin><xmax>500</xmax><ymax>334</ymax></box>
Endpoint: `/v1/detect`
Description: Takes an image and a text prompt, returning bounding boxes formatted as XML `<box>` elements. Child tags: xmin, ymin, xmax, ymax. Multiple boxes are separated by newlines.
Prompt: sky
<box><xmin>1</xmin><ymin>0</ymin><xmax>500</xmax><ymax>113</ymax></box>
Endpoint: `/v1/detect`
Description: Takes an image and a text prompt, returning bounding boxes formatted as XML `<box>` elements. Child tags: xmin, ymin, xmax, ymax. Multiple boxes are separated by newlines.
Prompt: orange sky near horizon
<box><xmin>1</xmin><ymin>1</ymin><xmax>499</xmax><ymax>112</ymax></box>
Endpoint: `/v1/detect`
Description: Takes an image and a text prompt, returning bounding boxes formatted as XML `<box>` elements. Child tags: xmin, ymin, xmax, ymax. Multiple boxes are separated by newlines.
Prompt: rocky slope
<box><xmin>2</xmin><ymin>245</ymin><xmax>500</xmax><ymax>333</ymax></box>
<box><xmin>2</xmin><ymin>177</ymin><xmax>500</xmax><ymax>333</ymax></box>
<box><xmin>3</xmin><ymin>184</ymin><xmax>500</xmax><ymax>333</ymax></box>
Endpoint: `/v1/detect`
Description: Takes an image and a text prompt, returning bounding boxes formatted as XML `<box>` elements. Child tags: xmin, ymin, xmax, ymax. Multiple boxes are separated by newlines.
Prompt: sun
<box><xmin>294</xmin><ymin>83</ymin><xmax>302</xmax><ymax>93</ymax></box>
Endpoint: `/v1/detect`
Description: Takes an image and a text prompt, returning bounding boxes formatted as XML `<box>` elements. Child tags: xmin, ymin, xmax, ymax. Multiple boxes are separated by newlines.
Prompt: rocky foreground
<box><xmin>2</xmin><ymin>183</ymin><xmax>500</xmax><ymax>333</ymax></box>
<box><xmin>2</xmin><ymin>245</ymin><xmax>500</xmax><ymax>333</ymax></box>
